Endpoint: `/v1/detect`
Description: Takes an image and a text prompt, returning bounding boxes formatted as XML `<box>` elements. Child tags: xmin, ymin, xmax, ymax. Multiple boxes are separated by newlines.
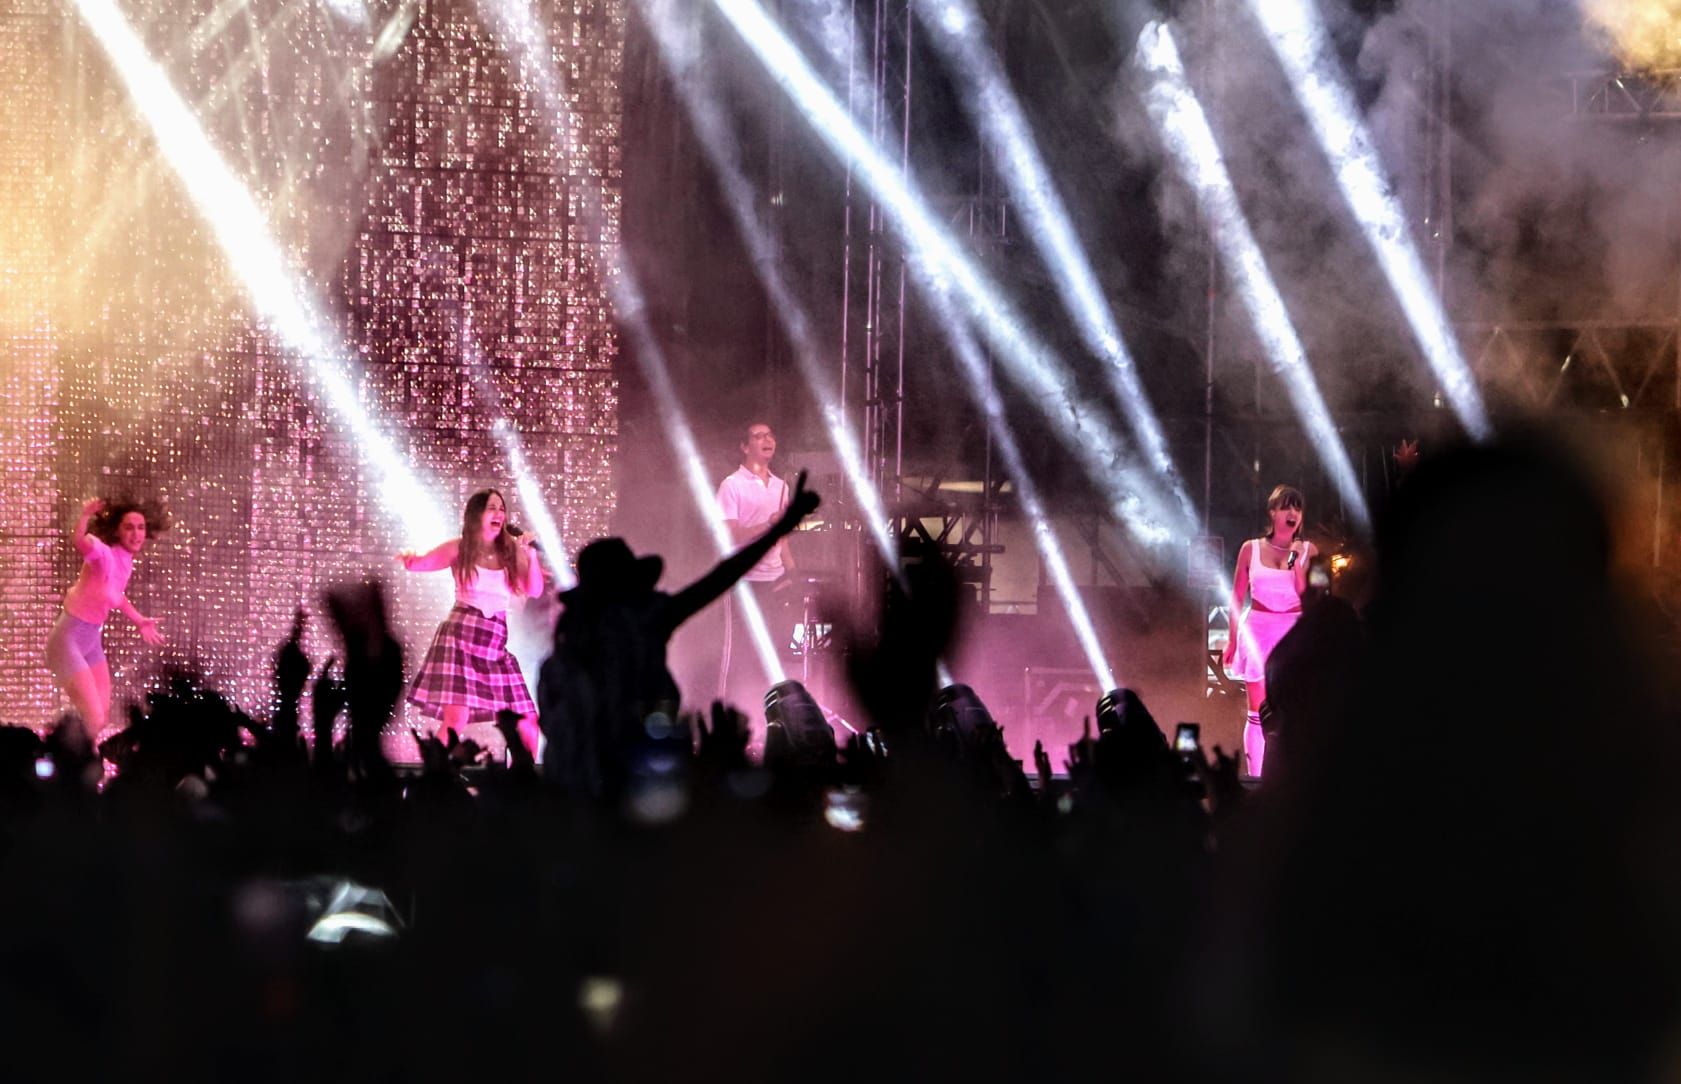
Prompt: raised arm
<box><xmin>72</xmin><ymin>497</ymin><xmax>105</xmax><ymax>559</ymax></box>
<box><xmin>397</xmin><ymin>538</ymin><xmax>458</xmax><ymax>572</ymax></box>
<box><xmin>668</xmin><ymin>473</ymin><xmax>820</xmax><ymax>630</ymax></box>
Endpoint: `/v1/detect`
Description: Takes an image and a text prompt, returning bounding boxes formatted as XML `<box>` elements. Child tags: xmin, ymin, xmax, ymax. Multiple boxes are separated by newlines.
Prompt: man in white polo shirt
<box><xmin>715</xmin><ymin>421</ymin><xmax>794</xmax><ymax>707</ymax></box>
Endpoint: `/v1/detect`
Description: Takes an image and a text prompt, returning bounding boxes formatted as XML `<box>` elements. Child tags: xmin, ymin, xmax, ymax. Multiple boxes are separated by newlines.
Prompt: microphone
<box><xmin>505</xmin><ymin>524</ymin><xmax>542</xmax><ymax>551</ymax></box>
<box><xmin>1286</xmin><ymin>544</ymin><xmax>1300</xmax><ymax>570</ymax></box>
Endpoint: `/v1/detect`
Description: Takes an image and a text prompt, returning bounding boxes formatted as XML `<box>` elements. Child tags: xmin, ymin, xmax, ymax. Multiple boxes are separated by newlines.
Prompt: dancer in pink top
<box><xmin>1222</xmin><ymin>484</ymin><xmax>1316</xmax><ymax>778</ymax></box>
<box><xmin>399</xmin><ymin>489</ymin><xmax>544</xmax><ymax>756</ymax></box>
<box><xmin>46</xmin><ymin>497</ymin><xmax>168</xmax><ymax>749</ymax></box>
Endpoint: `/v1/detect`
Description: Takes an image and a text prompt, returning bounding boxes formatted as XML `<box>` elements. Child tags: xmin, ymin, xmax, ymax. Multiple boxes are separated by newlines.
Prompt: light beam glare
<box><xmin>915</xmin><ymin>0</ymin><xmax>1192</xmax><ymax>519</ymax></box>
<box><xmin>493</xmin><ymin>421</ymin><xmax>574</xmax><ymax>590</ymax></box>
<box><xmin>713</xmin><ymin>0</ymin><xmax>1191</xmax><ymax>545</ymax></box>
<box><xmin>1136</xmin><ymin>23</ymin><xmax>1370</xmax><ymax>533</ymax></box>
<box><xmin>675</xmin><ymin>0</ymin><xmax>1113</xmax><ymax>687</ymax></box>
<box><xmin>477</xmin><ymin>0</ymin><xmax>785</xmax><ymax>685</ymax></box>
<box><xmin>454</xmin><ymin>320</ymin><xmax>572</xmax><ymax>588</ymax></box>
<box><xmin>611</xmin><ymin>271</ymin><xmax>787</xmax><ymax>686</ymax></box>
<box><xmin>947</xmin><ymin>319</ymin><xmax>1116</xmax><ymax>689</ymax></box>
<box><xmin>69</xmin><ymin>0</ymin><xmax>311</xmax><ymax>288</ymax></box>
<box><xmin>456</xmin><ymin>311</ymin><xmax>572</xmax><ymax>585</ymax></box>
<box><xmin>1245</xmin><ymin>0</ymin><xmax>1491</xmax><ymax>440</ymax></box>
<box><xmin>636</xmin><ymin>0</ymin><xmax>898</xmax><ymax>571</ymax></box>
<box><xmin>791</xmin><ymin>0</ymin><xmax>1113</xmax><ymax>686</ymax></box>
<box><xmin>69</xmin><ymin>0</ymin><xmax>448</xmax><ymax>543</ymax></box>
<box><xmin>648</xmin><ymin>0</ymin><xmax>1086</xmax><ymax>689</ymax></box>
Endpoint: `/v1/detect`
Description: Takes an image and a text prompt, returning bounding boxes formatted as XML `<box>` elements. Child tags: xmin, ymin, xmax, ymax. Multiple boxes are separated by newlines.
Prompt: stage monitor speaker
<box><xmin>763</xmin><ymin>680</ymin><xmax>837</xmax><ymax>769</ymax></box>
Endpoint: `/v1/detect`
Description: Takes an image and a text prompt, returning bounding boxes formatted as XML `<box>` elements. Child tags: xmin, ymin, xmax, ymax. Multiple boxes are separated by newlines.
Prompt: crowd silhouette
<box><xmin>3</xmin><ymin>443</ymin><xmax>1680</xmax><ymax>1081</ymax></box>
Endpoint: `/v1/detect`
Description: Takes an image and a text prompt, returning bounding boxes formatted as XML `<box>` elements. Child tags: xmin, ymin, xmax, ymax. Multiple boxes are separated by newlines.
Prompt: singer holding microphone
<box><xmin>1222</xmin><ymin>484</ymin><xmax>1316</xmax><ymax>778</ymax></box>
<box><xmin>399</xmin><ymin>488</ymin><xmax>544</xmax><ymax>756</ymax></box>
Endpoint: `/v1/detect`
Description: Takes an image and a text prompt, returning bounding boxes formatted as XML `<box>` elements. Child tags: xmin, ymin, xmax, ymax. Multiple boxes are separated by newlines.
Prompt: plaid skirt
<box><xmin>407</xmin><ymin>604</ymin><xmax>537</xmax><ymax>723</ymax></box>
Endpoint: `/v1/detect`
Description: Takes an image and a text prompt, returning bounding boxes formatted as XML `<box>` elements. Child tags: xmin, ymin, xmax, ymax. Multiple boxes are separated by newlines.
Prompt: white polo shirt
<box><xmin>717</xmin><ymin>465</ymin><xmax>788</xmax><ymax>582</ymax></box>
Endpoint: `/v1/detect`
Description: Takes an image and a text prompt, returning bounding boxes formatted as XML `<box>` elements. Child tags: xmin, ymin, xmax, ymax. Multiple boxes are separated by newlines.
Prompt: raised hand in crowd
<box><xmin>1393</xmin><ymin>437</ymin><xmax>1420</xmax><ymax>474</ymax></box>
<box><xmin>1033</xmin><ymin>739</ymin><xmax>1052</xmax><ymax>793</ymax></box>
<box><xmin>273</xmin><ymin>609</ymin><xmax>310</xmax><ymax>741</ymax></box>
<box><xmin>311</xmin><ymin>656</ymin><xmax>347</xmax><ymax>768</ymax></box>
<box><xmin>693</xmin><ymin>700</ymin><xmax>751</xmax><ymax>774</ymax></box>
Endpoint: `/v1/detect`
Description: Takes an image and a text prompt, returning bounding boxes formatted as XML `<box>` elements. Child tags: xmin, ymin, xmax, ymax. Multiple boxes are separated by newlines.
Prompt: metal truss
<box><xmin>1467</xmin><ymin>322</ymin><xmax>1681</xmax><ymax>411</ymax></box>
<box><xmin>893</xmin><ymin>483</ymin><xmax>1006</xmax><ymax>597</ymax></box>
<box><xmin>1563</xmin><ymin>70</ymin><xmax>1681</xmax><ymax>120</ymax></box>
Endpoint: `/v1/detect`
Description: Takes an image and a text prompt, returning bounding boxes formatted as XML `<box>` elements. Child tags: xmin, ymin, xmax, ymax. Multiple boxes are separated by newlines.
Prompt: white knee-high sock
<box><xmin>1244</xmin><ymin>711</ymin><xmax>1265</xmax><ymax>778</ymax></box>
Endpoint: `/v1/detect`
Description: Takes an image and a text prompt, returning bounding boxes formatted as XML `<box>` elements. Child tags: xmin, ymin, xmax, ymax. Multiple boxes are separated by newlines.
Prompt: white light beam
<box><xmin>1246</xmin><ymin>0</ymin><xmax>1491</xmax><ymax>440</ymax></box>
<box><xmin>713</xmin><ymin>0</ymin><xmax>1191</xmax><ymax>544</ymax></box>
<box><xmin>70</xmin><ymin>0</ymin><xmax>448</xmax><ymax>543</ymax></box>
<box><xmin>1137</xmin><ymin>22</ymin><xmax>1370</xmax><ymax>532</ymax></box>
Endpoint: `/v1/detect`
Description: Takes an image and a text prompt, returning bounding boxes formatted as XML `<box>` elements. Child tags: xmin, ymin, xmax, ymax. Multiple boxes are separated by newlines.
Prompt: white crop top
<box><xmin>457</xmin><ymin>564</ymin><xmax>514</xmax><ymax>617</ymax></box>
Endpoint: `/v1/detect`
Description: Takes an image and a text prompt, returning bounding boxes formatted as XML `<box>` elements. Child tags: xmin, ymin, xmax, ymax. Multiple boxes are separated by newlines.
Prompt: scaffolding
<box><xmin>840</xmin><ymin>0</ymin><xmax>910</xmax><ymax>514</ymax></box>
<box><xmin>836</xmin><ymin>0</ymin><xmax>1006</xmax><ymax>608</ymax></box>
<box><xmin>1562</xmin><ymin>69</ymin><xmax>1681</xmax><ymax>120</ymax></box>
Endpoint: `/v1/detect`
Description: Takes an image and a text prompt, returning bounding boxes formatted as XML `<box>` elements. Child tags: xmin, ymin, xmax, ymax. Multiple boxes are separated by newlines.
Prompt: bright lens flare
<box><xmin>69</xmin><ymin>0</ymin><xmax>447</xmax><ymax>543</ymax></box>
<box><xmin>1245</xmin><ymin>0</ymin><xmax>1491</xmax><ymax>441</ymax></box>
<box><xmin>1137</xmin><ymin>23</ymin><xmax>1370</xmax><ymax>533</ymax></box>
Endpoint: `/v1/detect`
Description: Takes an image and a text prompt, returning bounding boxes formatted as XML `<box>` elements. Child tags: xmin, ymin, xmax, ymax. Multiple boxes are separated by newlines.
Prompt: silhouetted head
<box><xmin>572</xmin><ymin>537</ymin><xmax>662</xmax><ymax>597</ymax></box>
<box><xmin>1376</xmin><ymin>437</ymin><xmax>1608</xmax><ymax>610</ymax></box>
<box><xmin>1245</xmin><ymin>438</ymin><xmax>1678</xmax><ymax>1078</ymax></box>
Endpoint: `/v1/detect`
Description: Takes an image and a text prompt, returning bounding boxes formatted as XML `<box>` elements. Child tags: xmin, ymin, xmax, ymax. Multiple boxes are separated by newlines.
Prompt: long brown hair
<box><xmin>93</xmin><ymin>498</ymin><xmax>170</xmax><ymax>543</ymax></box>
<box><xmin>452</xmin><ymin>489</ymin><xmax>523</xmax><ymax>591</ymax></box>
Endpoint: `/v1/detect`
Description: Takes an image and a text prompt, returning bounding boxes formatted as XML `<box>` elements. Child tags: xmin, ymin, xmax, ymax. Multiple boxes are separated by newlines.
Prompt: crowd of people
<box><xmin>5</xmin><ymin>436</ymin><xmax>1681</xmax><ymax>1080</ymax></box>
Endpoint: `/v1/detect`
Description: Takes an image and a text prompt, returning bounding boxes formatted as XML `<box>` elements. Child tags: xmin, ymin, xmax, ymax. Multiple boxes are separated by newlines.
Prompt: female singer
<box><xmin>399</xmin><ymin>489</ymin><xmax>544</xmax><ymax>756</ymax></box>
<box><xmin>1223</xmin><ymin>484</ymin><xmax>1316</xmax><ymax>778</ymax></box>
<box><xmin>46</xmin><ymin>497</ymin><xmax>168</xmax><ymax>749</ymax></box>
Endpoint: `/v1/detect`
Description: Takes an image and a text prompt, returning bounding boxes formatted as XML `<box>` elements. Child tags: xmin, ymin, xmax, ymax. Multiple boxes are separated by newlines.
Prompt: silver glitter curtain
<box><xmin>0</xmin><ymin>0</ymin><xmax>623</xmax><ymax>744</ymax></box>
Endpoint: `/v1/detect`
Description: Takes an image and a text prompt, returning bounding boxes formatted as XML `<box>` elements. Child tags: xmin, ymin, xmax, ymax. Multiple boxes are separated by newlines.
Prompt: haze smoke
<box><xmin>1130</xmin><ymin>0</ymin><xmax>1681</xmax><ymax>406</ymax></box>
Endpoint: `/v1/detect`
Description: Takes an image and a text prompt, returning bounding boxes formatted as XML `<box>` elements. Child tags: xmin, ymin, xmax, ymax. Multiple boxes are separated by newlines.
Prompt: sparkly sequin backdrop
<box><xmin>0</xmin><ymin>0</ymin><xmax>622</xmax><ymax>741</ymax></box>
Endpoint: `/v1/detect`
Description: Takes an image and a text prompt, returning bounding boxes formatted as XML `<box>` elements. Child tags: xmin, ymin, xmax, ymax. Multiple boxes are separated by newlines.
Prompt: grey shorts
<box><xmin>46</xmin><ymin>611</ymin><xmax>105</xmax><ymax>681</ymax></box>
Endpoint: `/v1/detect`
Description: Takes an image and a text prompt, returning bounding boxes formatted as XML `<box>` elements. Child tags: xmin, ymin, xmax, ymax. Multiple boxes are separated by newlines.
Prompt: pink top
<box><xmin>63</xmin><ymin>536</ymin><xmax>133</xmax><ymax>626</ymax></box>
<box><xmin>1246</xmin><ymin>537</ymin><xmax>1302</xmax><ymax>613</ymax></box>
<box><xmin>457</xmin><ymin>564</ymin><xmax>514</xmax><ymax>618</ymax></box>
